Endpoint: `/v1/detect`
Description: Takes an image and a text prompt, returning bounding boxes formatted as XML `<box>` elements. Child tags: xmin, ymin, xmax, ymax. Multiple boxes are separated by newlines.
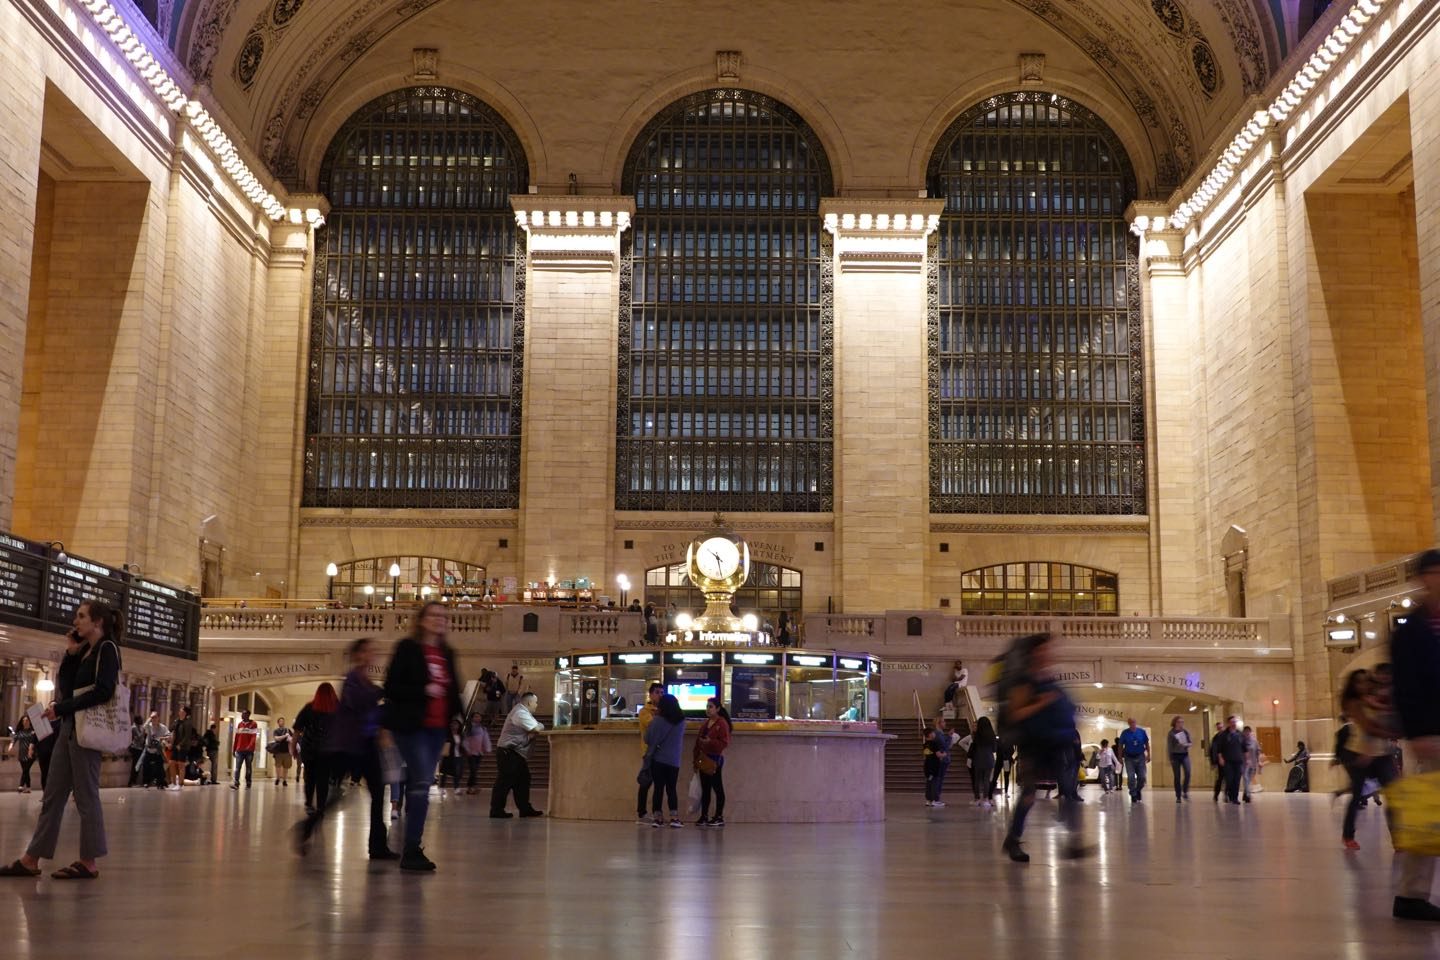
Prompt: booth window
<box><xmin>305</xmin><ymin>87</ymin><xmax>527</xmax><ymax>507</ymax></box>
<box><xmin>617</xmin><ymin>90</ymin><xmax>835</xmax><ymax>511</ymax></box>
<box><xmin>959</xmin><ymin>561</ymin><xmax>1118</xmax><ymax>615</ymax></box>
<box><xmin>330</xmin><ymin>555</ymin><xmax>489</xmax><ymax>606</ymax></box>
<box><xmin>645</xmin><ymin>561</ymin><xmax>802</xmax><ymax>621</ymax></box>
<box><xmin>928</xmin><ymin>92</ymin><xmax>1145</xmax><ymax>514</ymax></box>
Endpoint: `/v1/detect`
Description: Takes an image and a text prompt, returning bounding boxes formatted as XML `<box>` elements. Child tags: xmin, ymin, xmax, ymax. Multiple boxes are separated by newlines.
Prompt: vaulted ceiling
<box><xmin>155</xmin><ymin>0</ymin><xmax>1290</xmax><ymax>196</ymax></box>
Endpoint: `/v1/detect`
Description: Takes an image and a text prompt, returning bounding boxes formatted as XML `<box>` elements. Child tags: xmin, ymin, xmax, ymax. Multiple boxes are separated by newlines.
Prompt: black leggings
<box><xmin>18</xmin><ymin>757</ymin><xmax>34</xmax><ymax>788</ymax></box>
<box><xmin>972</xmin><ymin>758</ymin><xmax>995</xmax><ymax>799</ymax></box>
<box><xmin>650</xmin><ymin>761</ymin><xmax>680</xmax><ymax>815</ymax></box>
<box><xmin>699</xmin><ymin>763</ymin><xmax>725</xmax><ymax>818</ymax></box>
<box><xmin>304</xmin><ymin>753</ymin><xmax>332</xmax><ymax>811</ymax></box>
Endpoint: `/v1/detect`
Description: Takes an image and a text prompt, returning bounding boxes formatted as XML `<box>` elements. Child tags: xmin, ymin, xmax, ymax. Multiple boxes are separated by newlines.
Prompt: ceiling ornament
<box><xmin>715</xmin><ymin>50</ymin><xmax>741</xmax><ymax>83</ymax></box>
<box><xmin>233</xmin><ymin>0</ymin><xmax>310</xmax><ymax>91</ymax></box>
<box><xmin>409</xmin><ymin>47</ymin><xmax>439</xmax><ymax>82</ymax></box>
<box><xmin>1018</xmin><ymin>52</ymin><xmax>1045</xmax><ymax>85</ymax></box>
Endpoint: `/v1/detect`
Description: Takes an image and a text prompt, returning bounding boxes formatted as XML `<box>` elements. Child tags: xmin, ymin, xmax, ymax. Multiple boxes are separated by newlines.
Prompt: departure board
<box><xmin>0</xmin><ymin>531</ymin><xmax>199</xmax><ymax>660</ymax></box>
<box><xmin>126</xmin><ymin>579</ymin><xmax>197</xmax><ymax>654</ymax></box>
<box><xmin>0</xmin><ymin>533</ymin><xmax>46</xmax><ymax>624</ymax></box>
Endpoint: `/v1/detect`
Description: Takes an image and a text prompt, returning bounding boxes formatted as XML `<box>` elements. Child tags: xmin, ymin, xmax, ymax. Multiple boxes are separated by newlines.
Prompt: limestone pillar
<box><xmin>1411</xmin><ymin>65</ymin><xmax>1440</xmax><ymax>535</ymax></box>
<box><xmin>1128</xmin><ymin>204</ymin><xmax>1198</xmax><ymax>616</ymax></box>
<box><xmin>820</xmin><ymin>199</ymin><xmax>944</xmax><ymax>612</ymax></box>
<box><xmin>257</xmin><ymin>204</ymin><xmax>325</xmax><ymax>596</ymax></box>
<box><xmin>511</xmin><ymin>197</ymin><xmax>634</xmax><ymax>590</ymax></box>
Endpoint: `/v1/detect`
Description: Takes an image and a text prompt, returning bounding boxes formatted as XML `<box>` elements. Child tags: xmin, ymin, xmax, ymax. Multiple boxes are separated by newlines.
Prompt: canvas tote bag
<box><xmin>74</xmin><ymin>639</ymin><xmax>131</xmax><ymax>754</ymax></box>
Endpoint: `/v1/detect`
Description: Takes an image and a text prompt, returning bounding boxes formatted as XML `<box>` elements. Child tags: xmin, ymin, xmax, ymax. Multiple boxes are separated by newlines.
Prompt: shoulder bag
<box><xmin>74</xmin><ymin>640</ymin><xmax>131</xmax><ymax>754</ymax></box>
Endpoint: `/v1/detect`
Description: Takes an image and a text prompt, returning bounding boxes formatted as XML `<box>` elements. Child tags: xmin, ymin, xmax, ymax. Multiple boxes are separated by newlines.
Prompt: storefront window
<box><xmin>959</xmin><ymin>561</ymin><xmax>1118</xmax><ymax>615</ymax></box>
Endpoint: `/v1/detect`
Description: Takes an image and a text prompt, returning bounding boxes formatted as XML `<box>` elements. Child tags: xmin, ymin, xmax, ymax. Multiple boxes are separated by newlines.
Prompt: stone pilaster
<box><xmin>821</xmin><ymin>199</ymin><xmax>943</xmax><ymax>612</ymax></box>
<box><xmin>512</xmin><ymin>196</ymin><xmax>634</xmax><ymax>589</ymax></box>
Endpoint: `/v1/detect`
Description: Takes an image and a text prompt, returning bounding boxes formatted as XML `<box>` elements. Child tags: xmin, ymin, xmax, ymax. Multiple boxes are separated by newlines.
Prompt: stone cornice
<box><xmin>512</xmin><ymin>195</ymin><xmax>636</xmax><ymax>271</ymax></box>
<box><xmin>820</xmin><ymin>198</ymin><xmax>944</xmax><ymax>274</ymax></box>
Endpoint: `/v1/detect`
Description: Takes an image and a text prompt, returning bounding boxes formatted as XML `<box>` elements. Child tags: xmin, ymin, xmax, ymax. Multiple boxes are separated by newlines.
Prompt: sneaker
<box><xmin>669</xmin><ymin>818</ymin><xmax>683</xmax><ymax>828</ymax></box>
<box><xmin>399</xmin><ymin>847</ymin><xmax>437</xmax><ymax>872</ymax></box>
<box><xmin>1343</xmin><ymin>839</ymin><xmax>1361</xmax><ymax>850</ymax></box>
<box><xmin>709</xmin><ymin>816</ymin><xmax>725</xmax><ymax>827</ymax></box>
<box><xmin>923</xmin><ymin>800</ymin><xmax>935</xmax><ymax>807</ymax></box>
<box><xmin>230</xmin><ymin>783</ymin><xmax>239</xmax><ymax>790</ymax></box>
<box><xmin>391</xmin><ymin>807</ymin><xmax>400</xmax><ymax>821</ymax></box>
<box><xmin>932</xmin><ymin>801</ymin><xmax>946</xmax><ymax>808</ymax></box>
<box><xmin>1394</xmin><ymin>897</ymin><xmax>1440</xmax><ymax>922</ymax></box>
<box><xmin>651</xmin><ymin>817</ymin><xmax>662</xmax><ymax>828</ymax></box>
<box><xmin>695</xmin><ymin>818</ymin><xmax>711</xmax><ymax>827</ymax></box>
<box><xmin>636</xmin><ymin>816</ymin><xmax>652</xmax><ymax>826</ymax></box>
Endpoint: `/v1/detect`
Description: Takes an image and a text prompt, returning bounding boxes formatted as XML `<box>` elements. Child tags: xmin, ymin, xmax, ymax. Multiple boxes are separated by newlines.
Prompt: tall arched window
<box><xmin>617</xmin><ymin>90</ymin><xmax>834</xmax><ymax>511</ymax></box>
<box><xmin>928</xmin><ymin>92</ymin><xmax>1145</xmax><ymax>514</ymax></box>
<box><xmin>305</xmin><ymin>87</ymin><xmax>527</xmax><ymax>507</ymax></box>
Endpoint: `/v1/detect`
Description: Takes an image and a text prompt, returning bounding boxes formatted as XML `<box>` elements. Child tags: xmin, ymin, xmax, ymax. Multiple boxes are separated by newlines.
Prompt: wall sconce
<box><xmin>36</xmin><ymin>669</ymin><xmax>54</xmax><ymax>694</ymax></box>
<box><xmin>46</xmin><ymin>541</ymin><xmax>67</xmax><ymax>564</ymax></box>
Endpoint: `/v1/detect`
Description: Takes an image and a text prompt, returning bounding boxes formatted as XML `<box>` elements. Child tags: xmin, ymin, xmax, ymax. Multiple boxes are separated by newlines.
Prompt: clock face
<box><xmin>695</xmin><ymin>536</ymin><xmax>742</xmax><ymax>580</ymax></box>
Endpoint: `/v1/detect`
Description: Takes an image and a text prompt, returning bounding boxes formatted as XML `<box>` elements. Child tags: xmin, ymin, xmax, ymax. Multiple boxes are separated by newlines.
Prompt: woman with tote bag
<box><xmin>0</xmin><ymin>599</ymin><xmax>124</xmax><ymax>880</ymax></box>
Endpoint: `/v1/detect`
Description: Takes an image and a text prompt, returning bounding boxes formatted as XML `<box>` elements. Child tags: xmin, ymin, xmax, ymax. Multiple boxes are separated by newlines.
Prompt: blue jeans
<box><xmin>393</xmin><ymin>728</ymin><xmax>445</xmax><ymax>851</ymax></box>
<box><xmin>1171</xmin><ymin>754</ymin><xmax>1191</xmax><ymax>799</ymax></box>
<box><xmin>1124</xmin><ymin>756</ymin><xmax>1147</xmax><ymax>799</ymax></box>
<box><xmin>233</xmin><ymin>750</ymin><xmax>253</xmax><ymax>786</ymax></box>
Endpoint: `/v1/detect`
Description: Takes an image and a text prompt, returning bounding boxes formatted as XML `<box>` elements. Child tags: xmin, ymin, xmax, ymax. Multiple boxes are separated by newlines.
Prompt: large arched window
<box><xmin>617</xmin><ymin>90</ymin><xmax>834</xmax><ymax>511</ymax></box>
<box><xmin>305</xmin><ymin>88</ymin><xmax>527</xmax><ymax>507</ymax></box>
<box><xmin>928</xmin><ymin>93</ymin><xmax>1144</xmax><ymax>514</ymax></box>
<box><xmin>330</xmin><ymin>555</ymin><xmax>489</xmax><ymax>606</ymax></box>
<box><xmin>960</xmin><ymin>561</ymin><xmax>1119</xmax><ymax>615</ymax></box>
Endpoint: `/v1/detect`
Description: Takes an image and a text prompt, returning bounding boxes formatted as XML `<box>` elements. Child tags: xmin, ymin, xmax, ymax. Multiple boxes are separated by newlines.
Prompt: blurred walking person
<box><xmin>384</xmin><ymin>601</ymin><xmax>463</xmax><ymax>872</ymax></box>
<box><xmin>294</xmin><ymin>683</ymin><xmax>339</xmax><ymax>817</ymax></box>
<box><xmin>1390</xmin><ymin>549</ymin><xmax>1440</xmax><ymax>921</ymax></box>
<box><xmin>998</xmin><ymin>633</ymin><xmax>1089</xmax><ymax>862</ymax></box>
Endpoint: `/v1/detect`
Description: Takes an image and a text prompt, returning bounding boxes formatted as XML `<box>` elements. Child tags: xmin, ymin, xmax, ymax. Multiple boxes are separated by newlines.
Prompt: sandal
<box><xmin>0</xmin><ymin>859</ymin><xmax>41</xmax><ymax>877</ymax></box>
<box><xmin>51</xmin><ymin>861</ymin><xmax>98</xmax><ymax>880</ymax></box>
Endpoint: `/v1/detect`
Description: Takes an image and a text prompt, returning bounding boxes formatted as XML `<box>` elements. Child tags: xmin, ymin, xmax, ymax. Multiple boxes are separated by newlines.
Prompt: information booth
<box><xmin>546</xmin><ymin>646</ymin><xmax>890</xmax><ymax>823</ymax></box>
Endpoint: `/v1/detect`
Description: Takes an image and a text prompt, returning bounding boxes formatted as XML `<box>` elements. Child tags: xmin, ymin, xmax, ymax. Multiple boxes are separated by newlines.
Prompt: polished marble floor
<box><xmin>0</xmin><ymin>782</ymin><xmax>1433</xmax><ymax>958</ymax></box>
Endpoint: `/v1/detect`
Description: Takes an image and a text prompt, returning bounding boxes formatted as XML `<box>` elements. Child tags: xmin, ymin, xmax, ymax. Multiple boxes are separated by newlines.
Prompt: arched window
<box><xmin>305</xmin><ymin>88</ymin><xmax>527</xmax><ymax>507</ymax></box>
<box><xmin>330</xmin><ymin>555</ymin><xmax>489</xmax><ymax>607</ymax></box>
<box><xmin>645</xmin><ymin>561</ymin><xmax>802</xmax><ymax>621</ymax></box>
<box><xmin>960</xmin><ymin>561</ymin><xmax>1119</xmax><ymax>615</ymax></box>
<box><xmin>617</xmin><ymin>90</ymin><xmax>834</xmax><ymax>511</ymax></box>
<box><xmin>928</xmin><ymin>93</ymin><xmax>1145</xmax><ymax>514</ymax></box>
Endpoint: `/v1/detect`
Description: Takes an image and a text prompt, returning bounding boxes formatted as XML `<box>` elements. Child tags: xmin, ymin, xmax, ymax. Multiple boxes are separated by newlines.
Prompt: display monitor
<box><xmin>667</xmin><ymin>682</ymin><xmax>717</xmax><ymax>713</ymax></box>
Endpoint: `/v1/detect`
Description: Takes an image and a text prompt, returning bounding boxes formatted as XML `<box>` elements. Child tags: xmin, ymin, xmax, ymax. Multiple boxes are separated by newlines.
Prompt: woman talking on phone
<box><xmin>0</xmin><ymin>600</ymin><xmax>123</xmax><ymax>879</ymax></box>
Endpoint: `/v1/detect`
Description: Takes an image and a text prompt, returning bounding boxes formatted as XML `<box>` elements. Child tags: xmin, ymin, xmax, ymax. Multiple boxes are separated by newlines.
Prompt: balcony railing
<box><xmin>200</xmin><ymin>605</ymin><xmax>642</xmax><ymax>646</ymax></box>
<box><xmin>803</xmin><ymin>613</ymin><xmax>1281</xmax><ymax>658</ymax></box>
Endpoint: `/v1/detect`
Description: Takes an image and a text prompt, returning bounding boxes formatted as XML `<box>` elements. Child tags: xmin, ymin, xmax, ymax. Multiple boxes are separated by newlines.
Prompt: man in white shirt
<box><xmin>491</xmin><ymin>692</ymin><xmax>544</xmax><ymax>819</ymax></box>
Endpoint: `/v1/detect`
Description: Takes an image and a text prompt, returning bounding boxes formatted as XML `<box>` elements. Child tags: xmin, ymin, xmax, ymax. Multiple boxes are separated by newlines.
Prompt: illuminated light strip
<box><xmin>71</xmin><ymin>0</ymin><xmax>298</xmax><ymax>223</ymax></box>
<box><xmin>1165</xmin><ymin>0</ymin><xmax>1403</xmax><ymax>233</ymax></box>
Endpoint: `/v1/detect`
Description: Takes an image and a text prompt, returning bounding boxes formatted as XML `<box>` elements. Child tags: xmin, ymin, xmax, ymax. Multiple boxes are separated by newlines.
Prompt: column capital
<box><xmin>512</xmin><ymin>195</ymin><xmax>636</xmax><ymax>271</ymax></box>
<box><xmin>819</xmin><ymin>198</ymin><xmax>945</xmax><ymax>273</ymax></box>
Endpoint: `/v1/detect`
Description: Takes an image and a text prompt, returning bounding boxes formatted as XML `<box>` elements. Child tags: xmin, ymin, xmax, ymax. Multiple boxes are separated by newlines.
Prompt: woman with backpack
<box><xmin>294</xmin><ymin>683</ymin><xmax>340</xmax><ymax>818</ymax></box>
<box><xmin>0</xmin><ymin>600</ymin><xmax>123</xmax><ymax>880</ymax></box>
<box><xmin>997</xmin><ymin>632</ymin><xmax>1090</xmax><ymax>863</ymax></box>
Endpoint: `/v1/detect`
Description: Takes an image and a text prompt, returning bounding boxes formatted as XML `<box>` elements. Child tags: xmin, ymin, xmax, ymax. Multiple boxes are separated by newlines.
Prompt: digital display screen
<box><xmin>668</xmin><ymin>682</ymin><xmax>717</xmax><ymax>712</ymax></box>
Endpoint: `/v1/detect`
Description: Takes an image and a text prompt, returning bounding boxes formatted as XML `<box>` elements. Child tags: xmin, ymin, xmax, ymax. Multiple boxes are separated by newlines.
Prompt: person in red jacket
<box><xmin>695</xmin><ymin>698</ymin><xmax>732</xmax><ymax>827</ymax></box>
<box><xmin>230</xmin><ymin>710</ymin><xmax>258</xmax><ymax>789</ymax></box>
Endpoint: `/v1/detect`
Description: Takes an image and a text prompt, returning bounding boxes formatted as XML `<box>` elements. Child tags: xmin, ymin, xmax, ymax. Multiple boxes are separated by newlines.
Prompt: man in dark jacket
<box><xmin>1212</xmin><ymin>715</ymin><xmax>1246</xmax><ymax>804</ymax></box>
<box><xmin>1390</xmin><ymin>549</ymin><xmax>1440</xmax><ymax>922</ymax></box>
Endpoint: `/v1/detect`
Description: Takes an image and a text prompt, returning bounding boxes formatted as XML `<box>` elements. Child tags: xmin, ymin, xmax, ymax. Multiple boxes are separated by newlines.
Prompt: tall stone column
<box><xmin>511</xmin><ymin>197</ymin><xmax>634</xmax><ymax>591</ymax></box>
<box><xmin>1411</xmin><ymin>67</ymin><xmax>1440</xmax><ymax>535</ymax></box>
<box><xmin>259</xmin><ymin>203</ymin><xmax>325</xmax><ymax>596</ymax></box>
<box><xmin>1128</xmin><ymin>205</ymin><xmax>1198</xmax><ymax>616</ymax></box>
<box><xmin>820</xmin><ymin>200</ymin><xmax>943</xmax><ymax>612</ymax></box>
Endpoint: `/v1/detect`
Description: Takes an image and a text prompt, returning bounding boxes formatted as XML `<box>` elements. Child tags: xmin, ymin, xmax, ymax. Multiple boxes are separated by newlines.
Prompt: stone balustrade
<box><xmin>200</xmin><ymin>605</ymin><xmax>643</xmax><ymax>649</ymax></box>
<box><xmin>803</xmin><ymin>613</ymin><xmax>1283</xmax><ymax>659</ymax></box>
